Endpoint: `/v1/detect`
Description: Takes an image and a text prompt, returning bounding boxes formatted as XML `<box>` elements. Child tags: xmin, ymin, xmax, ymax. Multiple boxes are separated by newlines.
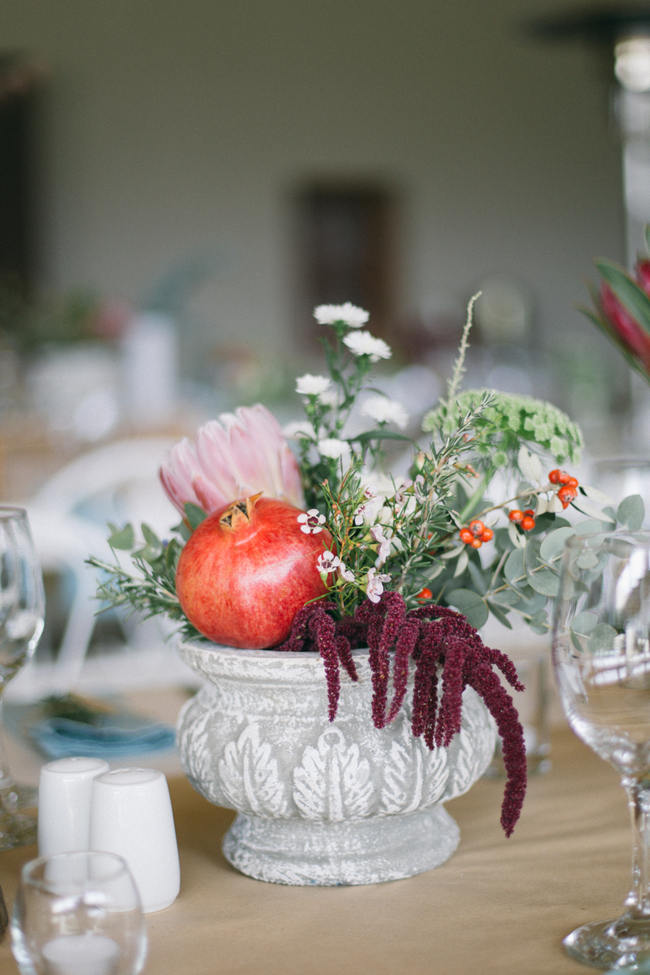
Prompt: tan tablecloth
<box><xmin>0</xmin><ymin>724</ymin><xmax>631</xmax><ymax>975</ymax></box>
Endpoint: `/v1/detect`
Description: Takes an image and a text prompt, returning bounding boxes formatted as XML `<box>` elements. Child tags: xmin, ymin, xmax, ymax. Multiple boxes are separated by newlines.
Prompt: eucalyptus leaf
<box><xmin>572</xmin><ymin>496</ymin><xmax>617</xmax><ymax>524</ymax></box>
<box><xmin>504</xmin><ymin>549</ymin><xmax>525</xmax><ymax>584</ymax></box>
<box><xmin>572</xmin><ymin>610</ymin><xmax>599</xmax><ymax>636</ymax></box>
<box><xmin>587</xmin><ymin>622</ymin><xmax>618</xmax><ymax>654</ymax></box>
<box><xmin>527</xmin><ymin>567</ymin><xmax>560</xmax><ymax>597</ymax></box>
<box><xmin>446</xmin><ymin>588</ymin><xmax>489</xmax><ymax>628</ymax></box>
<box><xmin>453</xmin><ymin>548</ymin><xmax>469</xmax><ymax>577</ymax></box>
<box><xmin>108</xmin><ymin>524</ymin><xmax>135</xmax><ymax>551</ymax></box>
<box><xmin>486</xmin><ymin>599</ymin><xmax>513</xmax><ymax>629</ymax></box>
<box><xmin>539</xmin><ymin>526</ymin><xmax>575</xmax><ymax>563</ymax></box>
<box><xmin>617</xmin><ymin>494</ymin><xmax>645</xmax><ymax>531</ymax></box>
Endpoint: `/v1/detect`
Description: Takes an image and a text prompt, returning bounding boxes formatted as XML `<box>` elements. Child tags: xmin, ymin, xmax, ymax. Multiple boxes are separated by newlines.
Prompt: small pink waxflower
<box><xmin>370</xmin><ymin>525</ymin><xmax>391</xmax><ymax>567</ymax></box>
<box><xmin>298</xmin><ymin>509</ymin><xmax>327</xmax><ymax>534</ymax></box>
<box><xmin>159</xmin><ymin>404</ymin><xmax>304</xmax><ymax>516</ymax></box>
<box><xmin>338</xmin><ymin>562</ymin><xmax>356</xmax><ymax>582</ymax></box>
<box><xmin>366</xmin><ymin>567</ymin><xmax>391</xmax><ymax>603</ymax></box>
<box><xmin>317</xmin><ymin>550</ymin><xmax>341</xmax><ymax>575</ymax></box>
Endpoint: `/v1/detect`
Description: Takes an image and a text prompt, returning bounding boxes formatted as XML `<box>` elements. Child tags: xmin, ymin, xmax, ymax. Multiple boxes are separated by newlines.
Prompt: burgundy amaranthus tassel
<box><xmin>278</xmin><ymin>591</ymin><xmax>527</xmax><ymax>836</ymax></box>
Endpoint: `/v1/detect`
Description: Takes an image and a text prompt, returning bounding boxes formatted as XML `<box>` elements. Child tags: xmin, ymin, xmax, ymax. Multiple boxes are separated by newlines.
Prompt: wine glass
<box><xmin>0</xmin><ymin>505</ymin><xmax>45</xmax><ymax>848</ymax></box>
<box><xmin>11</xmin><ymin>850</ymin><xmax>147</xmax><ymax>975</ymax></box>
<box><xmin>552</xmin><ymin>529</ymin><xmax>650</xmax><ymax>970</ymax></box>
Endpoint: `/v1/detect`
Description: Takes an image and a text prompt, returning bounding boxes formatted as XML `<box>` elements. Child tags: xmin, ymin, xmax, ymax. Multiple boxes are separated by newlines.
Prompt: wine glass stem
<box><xmin>622</xmin><ymin>775</ymin><xmax>650</xmax><ymax>917</ymax></box>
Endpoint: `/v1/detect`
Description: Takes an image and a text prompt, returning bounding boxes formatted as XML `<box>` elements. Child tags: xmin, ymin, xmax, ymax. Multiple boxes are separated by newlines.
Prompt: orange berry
<box><xmin>459</xmin><ymin>528</ymin><xmax>474</xmax><ymax>544</ymax></box>
<box><xmin>508</xmin><ymin>509</ymin><xmax>524</xmax><ymax>523</ymax></box>
<box><xmin>566</xmin><ymin>476</ymin><xmax>579</xmax><ymax>489</ymax></box>
<box><xmin>468</xmin><ymin>519</ymin><xmax>485</xmax><ymax>536</ymax></box>
<box><xmin>557</xmin><ymin>485</ymin><xmax>577</xmax><ymax>505</ymax></box>
<box><xmin>480</xmin><ymin>527</ymin><xmax>494</xmax><ymax>542</ymax></box>
<box><xmin>548</xmin><ymin>469</ymin><xmax>562</xmax><ymax>484</ymax></box>
<box><xmin>521</xmin><ymin>515</ymin><xmax>536</xmax><ymax>531</ymax></box>
<box><xmin>416</xmin><ymin>587</ymin><xmax>433</xmax><ymax>601</ymax></box>
<box><xmin>523</xmin><ymin>509</ymin><xmax>535</xmax><ymax>518</ymax></box>
<box><xmin>470</xmin><ymin>537</ymin><xmax>482</xmax><ymax>549</ymax></box>
<box><xmin>557</xmin><ymin>471</ymin><xmax>572</xmax><ymax>485</ymax></box>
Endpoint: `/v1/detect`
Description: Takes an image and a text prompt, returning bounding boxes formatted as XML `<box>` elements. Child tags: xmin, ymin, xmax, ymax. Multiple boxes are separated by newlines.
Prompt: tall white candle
<box><xmin>42</xmin><ymin>934</ymin><xmax>120</xmax><ymax>975</ymax></box>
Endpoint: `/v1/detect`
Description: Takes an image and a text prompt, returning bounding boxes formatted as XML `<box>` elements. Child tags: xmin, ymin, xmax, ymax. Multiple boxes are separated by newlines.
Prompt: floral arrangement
<box><xmin>585</xmin><ymin>226</ymin><xmax>650</xmax><ymax>382</ymax></box>
<box><xmin>89</xmin><ymin>299</ymin><xmax>645</xmax><ymax>839</ymax></box>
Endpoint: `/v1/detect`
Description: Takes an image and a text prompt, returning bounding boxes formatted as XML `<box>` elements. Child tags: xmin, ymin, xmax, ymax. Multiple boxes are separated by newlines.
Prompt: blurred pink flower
<box><xmin>159</xmin><ymin>404</ymin><xmax>304</xmax><ymax>515</ymax></box>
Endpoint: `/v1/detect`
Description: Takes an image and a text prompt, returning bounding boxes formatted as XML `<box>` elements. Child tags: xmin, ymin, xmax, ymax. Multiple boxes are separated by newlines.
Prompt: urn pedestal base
<box><xmin>222</xmin><ymin>805</ymin><xmax>460</xmax><ymax>887</ymax></box>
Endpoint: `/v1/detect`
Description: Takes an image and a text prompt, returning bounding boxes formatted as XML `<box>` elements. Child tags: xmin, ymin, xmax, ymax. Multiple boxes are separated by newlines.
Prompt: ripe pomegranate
<box><xmin>175</xmin><ymin>493</ymin><xmax>332</xmax><ymax>649</ymax></box>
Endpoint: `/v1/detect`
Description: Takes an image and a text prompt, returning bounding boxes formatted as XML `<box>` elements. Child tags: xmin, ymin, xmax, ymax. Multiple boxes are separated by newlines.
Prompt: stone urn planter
<box><xmin>176</xmin><ymin>639</ymin><xmax>497</xmax><ymax>887</ymax></box>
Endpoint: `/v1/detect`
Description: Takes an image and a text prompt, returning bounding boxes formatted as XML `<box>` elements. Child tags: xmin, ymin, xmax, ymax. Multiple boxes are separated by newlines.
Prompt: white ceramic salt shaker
<box><xmin>89</xmin><ymin>767</ymin><xmax>180</xmax><ymax>913</ymax></box>
<box><xmin>38</xmin><ymin>757</ymin><xmax>110</xmax><ymax>857</ymax></box>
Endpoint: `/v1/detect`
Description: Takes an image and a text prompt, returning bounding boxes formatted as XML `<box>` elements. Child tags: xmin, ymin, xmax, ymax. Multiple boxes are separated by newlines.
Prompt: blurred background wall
<box><xmin>0</xmin><ymin>0</ymin><xmax>646</xmax><ymax>463</ymax></box>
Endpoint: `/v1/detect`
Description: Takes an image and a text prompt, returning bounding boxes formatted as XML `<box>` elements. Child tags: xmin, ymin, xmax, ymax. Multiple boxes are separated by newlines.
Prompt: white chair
<box><xmin>12</xmin><ymin>436</ymin><xmax>182</xmax><ymax>697</ymax></box>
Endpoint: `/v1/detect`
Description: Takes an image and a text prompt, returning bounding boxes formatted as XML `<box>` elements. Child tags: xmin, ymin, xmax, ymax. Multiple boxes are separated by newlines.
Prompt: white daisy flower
<box><xmin>343</xmin><ymin>330</ymin><xmax>391</xmax><ymax>362</ymax></box>
<box><xmin>318</xmin><ymin>438</ymin><xmax>351</xmax><ymax>464</ymax></box>
<box><xmin>360</xmin><ymin>395</ymin><xmax>409</xmax><ymax>430</ymax></box>
<box><xmin>317</xmin><ymin>550</ymin><xmax>341</xmax><ymax>575</ymax></box>
<box><xmin>313</xmin><ymin>302</ymin><xmax>369</xmax><ymax>328</ymax></box>
<box><xmin>295</xmin><ymin>374</ymin><xmax>332</xmax><ymax>397</ymax></box>
<box><xmin>297</xmin><ymin>509</ymin><xmax>326</xmax><ymax>534</ymax></box>
<box><xmin>283</xmin><ymin>420</ymin><xmax>316</xmax><ymax>440</ymax></box>
<box><xmin>366</xmin><ymin>567</ymin><xmax>391</xmax><ymax>603</ymax></box>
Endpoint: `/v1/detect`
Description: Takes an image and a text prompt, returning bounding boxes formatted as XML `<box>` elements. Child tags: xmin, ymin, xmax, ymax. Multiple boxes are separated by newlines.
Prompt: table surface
<box><xmin>0</xmin><ymin>718</ymin><xmax>633</xmax><ymax>975</ymax></box>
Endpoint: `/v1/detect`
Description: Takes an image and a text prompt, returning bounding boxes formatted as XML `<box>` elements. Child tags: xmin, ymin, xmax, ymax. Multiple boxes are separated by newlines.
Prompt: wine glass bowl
<box><xmin>0</xmin><ymin>505</ymin><xmax>45</xmax><ymax>848</ymax></box>
<box><xmin>552</xmin><ymin>529</ymin><xmax>650</xmax><ymax>970</ymax></box>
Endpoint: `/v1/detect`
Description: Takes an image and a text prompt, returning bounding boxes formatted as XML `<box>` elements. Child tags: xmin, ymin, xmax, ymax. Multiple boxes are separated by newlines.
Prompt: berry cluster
<box><xmin>548</xmin><ymin>468</ymin><xmax>579</xmax><ymax>508</ymax></box>
<box><xmin>508</xmin><ymin>508</ymin><xmax>536</xmax><ymax>531</ymax></box>
<box><xmin>459</xmin><ymin>519</ymin><xmax>494</xmax><ymax>549</ymax></box>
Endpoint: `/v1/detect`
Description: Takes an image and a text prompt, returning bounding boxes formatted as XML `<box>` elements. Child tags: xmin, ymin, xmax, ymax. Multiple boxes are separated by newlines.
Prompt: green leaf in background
<box><xmin>595</xmin><ymin>259</ymin><xmax>650</xmax><ymax>333</ymax></box>
<box><xmin>108</xmin><ymin>523</ymin><xmax>135</xmax><ymax>550</ymax></box>
<box><xmin>617</xmin><ymin>494</ymin><xmax>645</xmax><ymax>531</ymax></box>
<box><xmin>349</xmin><ymin>429</ymin><xmax>412</xmax><ymax>444</ymax></box>
<box><xmin>446</xmin><ymin>588</ymin><xmax>489</xmax><ymax>628</ymax></box>
<box><xmin>184</xmin><ymin>502</ymin><xmax>208</xmax><ymax>531</ymax></box>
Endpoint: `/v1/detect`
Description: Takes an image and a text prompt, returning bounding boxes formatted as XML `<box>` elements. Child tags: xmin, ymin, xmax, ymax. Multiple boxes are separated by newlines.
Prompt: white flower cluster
<box><xmin>360</xmin><ymin>394</ymin><xmax>409</xmax><ymax>430</ymax></box>
<box><xmin>295</xmin><ymin>374</ymin><xmax>331</xmax><ymax>397</ymax></box>
<box><xmin>343</xmin><ymin>330</ymin><xmax>391</xmax><ymax>362</ymax></box>
<box><xmin>313</xmin><ymin>302</ymin><xmax>369</xmax><ymax>328</ymax></box>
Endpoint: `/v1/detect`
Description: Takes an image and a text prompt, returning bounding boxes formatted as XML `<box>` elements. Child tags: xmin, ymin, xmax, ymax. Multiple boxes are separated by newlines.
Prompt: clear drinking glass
<box><xmin>0</xmin><ymin>505</ymin><xmax>45</xmax><ymax>848</ymax></box>
<box><xmin>11</xmin><ymin>850</ymin><xmax>147</xmax><ymax>975</ymax></box>
<box><xmin>552</xmin><ymin>529</ymin><xmax>650</xmax><ymax>970</ymax></box>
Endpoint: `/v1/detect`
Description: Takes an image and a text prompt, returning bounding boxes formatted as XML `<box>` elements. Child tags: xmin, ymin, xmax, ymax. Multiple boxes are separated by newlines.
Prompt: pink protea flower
<box><xmin>160</xmin><ymin>404</ymin><xmax>304</xmax><ymax>515</ymax></box>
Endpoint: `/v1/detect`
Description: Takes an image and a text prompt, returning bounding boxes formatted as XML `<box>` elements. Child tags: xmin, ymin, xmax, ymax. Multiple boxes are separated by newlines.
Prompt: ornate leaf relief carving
<box><xmin>218</xmin><ymin>723</ymin><xmax>289</xmax><ymax>817</ymax></box>
<box><xmin>380</xmin><ymin>719</ymin><xmax>449</xmax><ymax>814</ymax></box>
<box><xmin>293</xmin><ymin>728</ymin><xmax>375</xmax><ymax>821</ymax></box>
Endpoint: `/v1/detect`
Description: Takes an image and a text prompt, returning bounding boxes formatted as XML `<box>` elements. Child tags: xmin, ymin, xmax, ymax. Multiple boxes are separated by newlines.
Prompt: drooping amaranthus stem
<box><xmin>278</xmin><ymin>591</ymin><xmax>527</xmax><ymax>837</ymax></box>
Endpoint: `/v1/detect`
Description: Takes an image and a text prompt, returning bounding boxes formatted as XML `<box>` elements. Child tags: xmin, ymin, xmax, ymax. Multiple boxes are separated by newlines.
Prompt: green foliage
<box><xmin>87</xmin><ymin>507</ymin><xmax>202</xmax><ymax>640</ymax></box>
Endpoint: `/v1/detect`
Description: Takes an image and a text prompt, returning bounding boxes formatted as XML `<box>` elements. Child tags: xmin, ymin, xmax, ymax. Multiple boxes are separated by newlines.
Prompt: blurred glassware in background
<box><xmin>11</xmin><ymin>850</ymin><xmax>147</xmax><ymax>975</ymax></box>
